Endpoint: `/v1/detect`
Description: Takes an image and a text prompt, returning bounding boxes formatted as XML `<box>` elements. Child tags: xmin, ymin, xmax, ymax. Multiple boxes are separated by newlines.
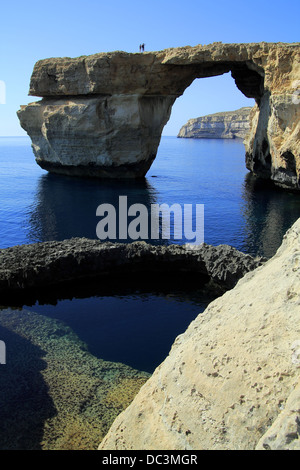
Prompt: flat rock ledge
<box><xmin>0</xmin><ymin>240</ymin><xmax>263</xmax><ymax>302</ymax></box>
<box><xmin>99</xmin><ymin>218</ymin><xmax>300</xmax><ymax>450</ymax></box>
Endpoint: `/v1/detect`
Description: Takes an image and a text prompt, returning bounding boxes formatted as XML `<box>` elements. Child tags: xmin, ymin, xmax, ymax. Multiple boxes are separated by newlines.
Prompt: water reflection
<box><xmin>240</xmin><ymin>173</ymin><xmax>300</xmax><ymax>258</ymax></box>
<box><xmin>24</xmin><ymin>149</ymin><xmax>300</xmax><ymax>259</ymax></box>
<box><xmin>27</xmin><ymin>174</ymin><xmax>159</xmax><ymax>243</ymax></box>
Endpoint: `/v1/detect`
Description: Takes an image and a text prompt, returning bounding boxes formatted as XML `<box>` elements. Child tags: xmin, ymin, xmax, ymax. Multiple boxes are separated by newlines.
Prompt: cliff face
<box><xmin>18</xmin><ymin>42</ymin><xmax>300</xmax><ymax>189</ymax></box>
<box><xmin>177</xmin><ymin>107</ymin><xmax>251</xmax><ymax>139</ymax></box>
<box><xmin>99</xmin><ymin>218</ymin><xmax>300</xmax><ymax>450</ymax></box>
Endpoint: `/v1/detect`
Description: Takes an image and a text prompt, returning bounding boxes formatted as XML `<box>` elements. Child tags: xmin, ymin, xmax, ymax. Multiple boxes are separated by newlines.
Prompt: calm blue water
<box><xmin>1</xmin><ymin>136</ymin><xmax>299</xmax><ymax>257</ymax></box>
<box><xmin>1</xmin><ymin>136</ymin><xmax>300</xmax><ymax>372</ymax></box>
<box><xmin>23</xmin><ymin>291</ymin><xmax>212</xmax><ymax>374</ymax></box>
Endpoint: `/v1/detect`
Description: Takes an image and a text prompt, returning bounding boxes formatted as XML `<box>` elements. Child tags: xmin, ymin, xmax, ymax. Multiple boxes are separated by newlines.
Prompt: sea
<box><xmin>0</xmin><ymin>135</ymin><xmax>299</xmax><ymax>449</ymax></box>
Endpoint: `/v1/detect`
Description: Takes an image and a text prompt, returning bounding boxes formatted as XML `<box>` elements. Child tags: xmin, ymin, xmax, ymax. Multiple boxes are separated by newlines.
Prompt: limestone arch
<box><xmin>17</xmin><ymin>43</ymin><xmax>300</xmax><ymax>190</ymax></box>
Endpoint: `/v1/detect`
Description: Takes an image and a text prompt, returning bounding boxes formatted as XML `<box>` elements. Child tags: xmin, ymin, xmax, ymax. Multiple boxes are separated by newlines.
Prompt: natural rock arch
<box><xmin>18</xmin><ymin>42</ymin><xmax>300</xmax><ymax>190</ymax></box>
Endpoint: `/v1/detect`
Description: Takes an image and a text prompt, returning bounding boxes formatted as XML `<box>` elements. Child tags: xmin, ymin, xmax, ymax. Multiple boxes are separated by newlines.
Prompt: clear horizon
<box><xmin>0</xmin><ymin>0</ymin><xmax>299</xmax><ymax>137</ymax></box>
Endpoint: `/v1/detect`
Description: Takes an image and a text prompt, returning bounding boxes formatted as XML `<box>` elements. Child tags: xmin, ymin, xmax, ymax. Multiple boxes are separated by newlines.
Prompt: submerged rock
<box><xmin>99</xmin><ymin>218</ymin><xmax>300</xmax><ymax>450</ymax></box>
<box><xmin>177</xmin><ymin>107</ymin><xmax>251</xmax><ymax>139</ymax></box>
<box><xmin>0</xmin><ymin>307</ymin><xmax>149</xmax><ymax>450</ymax></box>
<box><xmin>17</xmin><ymin>42</ymin><xmax>300</xmax><ymax>190</ymax></box>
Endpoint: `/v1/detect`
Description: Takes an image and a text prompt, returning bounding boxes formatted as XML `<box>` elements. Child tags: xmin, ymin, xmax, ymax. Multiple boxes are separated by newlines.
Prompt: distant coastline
<box><xmin>177</xmin><ymin>107</ymin><xmax>251</xmax><ymax>140</ymax></box>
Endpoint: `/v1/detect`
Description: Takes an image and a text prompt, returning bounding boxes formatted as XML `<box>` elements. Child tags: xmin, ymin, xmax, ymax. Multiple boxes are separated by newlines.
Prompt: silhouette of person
<box><xmin>139</xmin><ymin>44</ymin><xmax>142</xmax><ymax>52</ymax></box>
<box><xmin>141</xmin><ymin>43</ymin><xmax>145</xmax><ymax>52</ymax></box>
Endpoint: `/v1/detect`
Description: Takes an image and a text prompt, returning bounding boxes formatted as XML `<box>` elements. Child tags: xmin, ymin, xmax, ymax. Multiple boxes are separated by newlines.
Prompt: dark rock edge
<box><xmin>0</xmin><ymin>238</ymin><xmax>265</xmax><ymax>304</ymax></box>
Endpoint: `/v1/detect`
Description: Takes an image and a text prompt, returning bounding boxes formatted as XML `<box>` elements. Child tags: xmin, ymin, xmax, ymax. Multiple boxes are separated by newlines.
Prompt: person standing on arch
<box><xmin>141</xmin><ymin>43</ymin><xmax>145</xmax><ymax>52</ymax></box>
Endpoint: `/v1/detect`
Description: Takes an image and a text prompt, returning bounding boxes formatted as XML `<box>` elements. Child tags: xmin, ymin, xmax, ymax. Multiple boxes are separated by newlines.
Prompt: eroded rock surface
<box><xmin>0</xmin><ymin>240</ymin><xmax>262</xmax><ymax>300</ymax></box>
<box><xmin>18</xmin><ymin>43</ymin><xmax>300</xmax><ymax>189</ymax></box>
<box><xmin>99</xmin><ymin>218</ymin><xmax>300</xmax><ymax>450</ymax></box>
<box><xmin>177</xmin><ymin>107</ymin><xmax>251</xmax><ymax>139</ymax></box>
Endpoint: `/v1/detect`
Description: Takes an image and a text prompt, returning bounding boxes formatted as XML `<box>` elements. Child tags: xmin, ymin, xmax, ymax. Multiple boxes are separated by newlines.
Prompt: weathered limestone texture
<box><xmin>17</xmin><ymin>95</ymin><xmax>175</xmax><ymax>178</ymax></box>
<box><xmin>256</xmin><ymin>378</ymin><xmax>300</xmax><ymax>450</ymax></box>
<box><xmin>18</xmin><ymin>43</ymin><xmax>300</xmax><ymax>189</ymax></box>
<box><xmin>99</xmin><ymin>218</ymin><xmax>300</xmax><ymax>450</ymax></box>
<box><xmin>177</xmin><ymin>107</ymin><xmax>251</xmax><ymax>139</ymax></box>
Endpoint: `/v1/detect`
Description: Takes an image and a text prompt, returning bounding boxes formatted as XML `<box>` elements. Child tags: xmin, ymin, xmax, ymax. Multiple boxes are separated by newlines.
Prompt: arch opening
<box><xmin>162</xmin><ymin>71</ymin><xmax>257</xmax><ymax>138</ymax></box>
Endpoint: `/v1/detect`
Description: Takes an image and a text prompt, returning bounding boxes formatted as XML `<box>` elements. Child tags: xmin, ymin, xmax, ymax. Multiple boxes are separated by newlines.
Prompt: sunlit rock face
<box><xmin>99</xmin><ymin>218</ymin><xmax>300</xmax><ymax>451</ymax></box>
<box><xmin>18</xmin><ymin>43</ymin><xmax>300</xmax><ymax>189</ymax></box>
<box><xmin>177</xmin><ymin>107</ymin><xmax>252</xmax><ymax>139</ymax></box>
<box><xmin>18</xmin><ymin>94</ymin><xmax>176</xmax><ymax>178</ymax></box>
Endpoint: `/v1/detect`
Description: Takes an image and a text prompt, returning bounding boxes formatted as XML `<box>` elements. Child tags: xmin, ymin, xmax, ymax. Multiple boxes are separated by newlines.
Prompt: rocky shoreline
<box><xmin>99</xmin><ymin>218</ymin><xmax>300</xmax><ymax>450</ymax></box>
<box><xmin>1</xmin><ymin>222</ymin><xmax>299</xmax><ymax>450</ymax></box>
<box><xmin>0</xmin><ymin>237</ymin><xmax>265</xmax><ymax>449</ymax></box>
<box><xmin>0</xmin><ymin>239</ymin><xmax>263</xmax><ymax>303</ymax></box>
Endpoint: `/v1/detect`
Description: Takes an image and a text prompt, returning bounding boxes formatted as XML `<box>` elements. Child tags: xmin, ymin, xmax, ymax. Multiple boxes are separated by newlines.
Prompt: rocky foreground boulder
<box><xmin>99</xmin><ymin>218</ymin><xmax>300</xmax><ymax>450</ymax></box>
<box><xmin>18</xmin><ymin>42</ymin><xmax>300</xmax><ymax>190</ymax></box>
<box><xmin>177</xmin><ymin>107</ymin><xmax>251</xmax><ymax>140</ymax></box>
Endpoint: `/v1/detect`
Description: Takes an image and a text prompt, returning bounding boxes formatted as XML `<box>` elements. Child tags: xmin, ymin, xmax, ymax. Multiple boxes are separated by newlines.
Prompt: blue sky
<box><xmin>0</xmin><ymin>0</ymin><xmax>299</xmax><ymax>136</ymax></box>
